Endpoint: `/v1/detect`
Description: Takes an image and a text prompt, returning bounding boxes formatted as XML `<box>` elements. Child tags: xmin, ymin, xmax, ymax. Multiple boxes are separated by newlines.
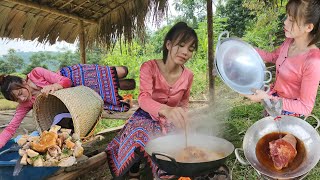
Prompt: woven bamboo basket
<box><xmin>33</xmin><ymin>86</ymin><xmax>103</xmax><ymax>139</ymax></box>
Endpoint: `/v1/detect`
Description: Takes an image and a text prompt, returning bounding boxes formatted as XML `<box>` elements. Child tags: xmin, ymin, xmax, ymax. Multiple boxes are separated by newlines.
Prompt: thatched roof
<box><xmin>0</xmin><ymin>0</ymin><xmax>168</xmax><ymax>48</ymax></box>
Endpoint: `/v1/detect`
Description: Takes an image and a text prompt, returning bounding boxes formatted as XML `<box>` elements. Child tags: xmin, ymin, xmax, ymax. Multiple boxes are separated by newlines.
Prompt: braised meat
<box><xmin>269</xmin><ymin>134</ymin><xmax>297</xmax><ymax>170</ymax></box>
<box><xmin>175</xmin><ymin>146</ymin><xmax>224</xmax><ymax>163</ymax></box>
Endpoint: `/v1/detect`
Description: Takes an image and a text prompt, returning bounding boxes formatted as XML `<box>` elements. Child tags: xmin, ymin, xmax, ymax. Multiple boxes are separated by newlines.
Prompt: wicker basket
<box><xmin>33</xmin><ymin>86</ymin><xmax>103</xmax><ymax>139</ymax></box>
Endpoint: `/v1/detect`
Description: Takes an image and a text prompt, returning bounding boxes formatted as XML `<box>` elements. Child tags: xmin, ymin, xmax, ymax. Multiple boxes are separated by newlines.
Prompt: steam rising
<box><xmin>186</xmin><ymin>96</ymin><xmax>234</xmax><ymax>138</ymax></box>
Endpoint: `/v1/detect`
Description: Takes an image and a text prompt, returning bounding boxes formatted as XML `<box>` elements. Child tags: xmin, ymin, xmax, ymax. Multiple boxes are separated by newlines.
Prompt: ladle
<box><xmin>262</xmin><ymin>98</ymin><xmax>283</xmax><ymax>133</ymax></box>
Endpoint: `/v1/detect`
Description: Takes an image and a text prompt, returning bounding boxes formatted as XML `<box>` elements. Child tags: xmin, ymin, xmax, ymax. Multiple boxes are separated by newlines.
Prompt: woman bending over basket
<box><xmin>244</xmin><ymin>0</ymin><xmax>320</xmax><ymax>117</ymax></box>
<box><xmin>106</xmin><ymin>22</ymin><xmax>198</xmax><ymax>179</ymax></box>
<box><xmin>0</xmin><ymin>65</ymin><xmax>136</xmax><ymax>149</ymax></box>
<box><xmin>0</xmin><ymin>67</ymin><xmax>72</xmax><ymax>149</ymax></box>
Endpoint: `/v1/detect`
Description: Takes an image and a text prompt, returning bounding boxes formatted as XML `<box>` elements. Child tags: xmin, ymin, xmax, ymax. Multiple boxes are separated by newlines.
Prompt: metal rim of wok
<box><xmin>241</xmin><ymin>115</ymin><xmax>320</xmax><ymax>179</ymax></box>
<box><xmin>214</xmin><ymin>32</ymin><xmax>271</xmax><ymax>95</ymax></box>
<box><xmin>145</xmin><ymin>134</ymin><xmax>234</xmax><ymax>177</ymax></box>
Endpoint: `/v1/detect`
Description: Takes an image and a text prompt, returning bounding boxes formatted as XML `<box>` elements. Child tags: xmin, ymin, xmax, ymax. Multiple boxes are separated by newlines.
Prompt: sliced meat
<box><xmin>269</xmin><ymin>134</ymin><xmax>297</xmax><ymax>170</ymax></box>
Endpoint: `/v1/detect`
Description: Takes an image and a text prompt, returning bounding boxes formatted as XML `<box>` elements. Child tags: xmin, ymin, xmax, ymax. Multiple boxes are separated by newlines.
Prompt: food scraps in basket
<box><xmin>17</xmin><ymin>125</ymin><xmax>84</xmax><ymax>167</ymax></box>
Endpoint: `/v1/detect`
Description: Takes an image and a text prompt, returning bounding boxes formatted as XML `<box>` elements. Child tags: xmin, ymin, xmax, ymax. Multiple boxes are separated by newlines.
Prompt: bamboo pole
<box><xmin>79</xmin><ymin>20</ymin><xmax>86</xmax><ymax>64</ymax></box>
<box><xmin>4</xmin><ymin>0</ymin><xmax>98</xmax><ymax>25</ymax></box>
<box><xmin>207</xmin><ymin>0</ymin><xmax>215</xmax><ymax>102</ymax></box>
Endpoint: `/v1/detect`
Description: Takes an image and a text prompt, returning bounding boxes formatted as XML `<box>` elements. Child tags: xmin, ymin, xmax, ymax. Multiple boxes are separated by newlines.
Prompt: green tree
<box><xmin>23</xmin><ymin>52</ymin><xmax>50</xmax><ymax>74</ymax></box>
<box><xmin>56</xmin><ymin>50</ymin><xmax>80</xmax><ymax>68</ymax></box>
<box><xmin>86</xmin><ymin>46</ymin><xmax>106</xmax><ymax>64</ymax></box>
<box><xmin>0</xmin><ymin>59</ymin><xmax>15</xmax><ymax>74</ymax></box>
<box><xmin>242</xmin><ymin>0</ymin><xmax>286</xmax><ymax>50</ymax></box>
<box><xmin>2</xmin><ymin>49</ymin><xmax>25</xmax><ymax>73</ymax></box>
<box><xmin>216</xmin><ymin>0</ymin><xmax>255</xmax><ymax>37</ymax></box>
<box><xmin>173</xmin><ymin>0</ymin><xmax>207</xmax><ymax>28</ymax></box>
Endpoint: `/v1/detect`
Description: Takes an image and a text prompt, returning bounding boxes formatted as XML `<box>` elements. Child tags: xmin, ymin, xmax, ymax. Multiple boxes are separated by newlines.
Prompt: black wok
<box><xmin>145</xmin><ymin>134</ymin><xmax>234</xmax><ymax>177</ymax></box>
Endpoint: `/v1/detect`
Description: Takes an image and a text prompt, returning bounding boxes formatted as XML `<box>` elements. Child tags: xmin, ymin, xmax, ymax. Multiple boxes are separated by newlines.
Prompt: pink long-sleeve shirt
<box><xmin>138</xmin><ymin>60</ymin><xmax>193</xmax><ymax>122</ymax></box>
<box><xmin>0</xmin><ymin>67</ymin><xmax>72</xmax><ymax>148</ymax></box>
<box><xmin>255</xmin><ymin>38</ymin><xmax>320</xmax><ymax>116</ymax></box>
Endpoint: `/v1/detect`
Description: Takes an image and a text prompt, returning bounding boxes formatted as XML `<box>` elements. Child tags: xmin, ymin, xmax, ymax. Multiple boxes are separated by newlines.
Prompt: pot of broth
<box><xmin>235</xmin><ymin>115</ymin><xmax>320</xmax><ymax>179</ymax></box>
<box><xmin>145</xmin><ymin>134</ymin><xmax>234</xmax><ymax>177</ymax></box>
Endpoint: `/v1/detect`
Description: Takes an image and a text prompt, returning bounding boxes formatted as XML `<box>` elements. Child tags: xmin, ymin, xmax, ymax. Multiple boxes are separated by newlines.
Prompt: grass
<box><xmin>0</xmin><ymin>99</ymin><xmax>18</xmax><ymax>110</ymax></box>
<box><xmin>94</xmin><ymin>118</ymin><xmax>126</xmax><ymax>134</ymax></box>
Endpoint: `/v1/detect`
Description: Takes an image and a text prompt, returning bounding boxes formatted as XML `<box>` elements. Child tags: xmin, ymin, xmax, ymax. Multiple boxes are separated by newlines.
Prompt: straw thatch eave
<box><xmin>0</xmin><ymin>0</ymin><xmax>168</xmax><ymax>48</ymax></box>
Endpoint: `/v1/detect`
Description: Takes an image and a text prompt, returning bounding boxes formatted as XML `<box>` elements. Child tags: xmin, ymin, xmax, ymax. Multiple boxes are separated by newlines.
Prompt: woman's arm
<box><xmin>255</xmin><ymin>47</ymin><xmax>281</xmax><ymax>64</ymax></box>
<box><xmin>255</xmin><ymin>39</ymin><xmax>291</xmax><ymax>64</ymax></box>
<box><xmin>28</xmin><ymin>67</ymin><xmax>72</xmax><ymax>88</ymax></box>
<box><xmin>0</xmin><ymin>103</ymin><xmax>32</xmax><ymax>148</ymax></box>
<box><xmin>280</xmin><ymin>57</ymin><xmax>320</xmax><ymax>115</ymax></box>
<box><xmin>138</xmin><ymin>62</ymin><xmax>164</xmax><ymax>118</ymax></box>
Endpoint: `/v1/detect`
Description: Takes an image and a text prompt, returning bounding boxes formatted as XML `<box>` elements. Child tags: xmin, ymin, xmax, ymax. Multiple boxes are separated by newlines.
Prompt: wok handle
<box><xmin>303</xmin><ymin>115</ymin><xmax>320</xmax><ymax>130</ymax></box>
<box><xmin>217</xmin><ymin>31</ymin><xmax>229</xmax><ymax>48</ymax></box>
<box><xmin>263</xmin><ymin>70</ymin><xmax>272</xmax><ymax>84</ymax></box>
<box><xmin>235</xmin><ymin>148</ymin><xmax>250</xmax><ymax>166</ymax></box>
<box><xmin>152</xmin><ymin>152</ymin><xmax>179</xmax><ymax>168</ymax></box>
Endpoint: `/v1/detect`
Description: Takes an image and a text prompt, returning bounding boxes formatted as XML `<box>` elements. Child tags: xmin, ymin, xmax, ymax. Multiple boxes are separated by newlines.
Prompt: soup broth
<box><xmin>256</xmin><ymin>132</ymin><xmax>306</xmax><ymax>172</ymax></box>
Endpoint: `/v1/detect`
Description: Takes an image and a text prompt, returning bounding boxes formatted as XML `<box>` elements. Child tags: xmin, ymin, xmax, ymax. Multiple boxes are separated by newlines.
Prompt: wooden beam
<box><xmin>79</xmin><ymin>20</ymin><xmax>86</xmax><ymax>64</ymax></box>
<box><xmin>4</xmin><ymin>0</ymin><xmax>98</xmax><ymax>25</ymax></box>
<box><xmin>207</xmin><ymin>0</ymin><xmax>215</xmax><ymax>102</ymax></box>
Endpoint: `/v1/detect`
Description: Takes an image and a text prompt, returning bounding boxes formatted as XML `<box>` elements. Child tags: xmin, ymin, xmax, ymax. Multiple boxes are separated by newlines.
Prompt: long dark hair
<box><xmin>286</xmin><ymin>0</ymin><xmax>320</xmax><ymax>45</ymax></box>
<box><xmin>162</xmin><ymin>22</ymin><xmax>198</xmax><ymax>63</ymax></box>
<box><xmin>0</xmin><ymin>74</ymin><xmax>25</xmax><ymax>101</ymax></box>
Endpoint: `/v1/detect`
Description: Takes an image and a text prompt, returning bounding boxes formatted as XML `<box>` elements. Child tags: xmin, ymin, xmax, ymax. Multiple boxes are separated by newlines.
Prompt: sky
<box><xmin>0</xmin><ymin>39</ymin><xmax>78</xmax><ymax>56</ymax></box>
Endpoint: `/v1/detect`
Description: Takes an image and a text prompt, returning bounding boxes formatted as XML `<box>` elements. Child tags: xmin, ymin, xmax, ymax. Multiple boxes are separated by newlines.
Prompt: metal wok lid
<box><xmin>215</xmin><ymin>31</ymin><xmax>271</xmax><ymax>94</ymax></box>
<box><xmin>242</xmin><ymin>115</ymin><xmax>320</xmax><ymax>179</ymax></box>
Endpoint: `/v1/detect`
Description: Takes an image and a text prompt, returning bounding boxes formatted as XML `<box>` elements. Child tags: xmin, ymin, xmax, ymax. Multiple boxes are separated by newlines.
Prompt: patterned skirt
<box><xmin>60</xmin><ymin>64</ymin><xmax>130</xmax><ymax>112</ymax></box>
<box><xmin>106</xmin><ymin>108</ymin><xmax>174</xmax><ymax>178</ymax></box>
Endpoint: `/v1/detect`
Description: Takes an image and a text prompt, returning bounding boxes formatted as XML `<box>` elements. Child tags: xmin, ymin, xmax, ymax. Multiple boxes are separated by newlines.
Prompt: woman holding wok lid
<box><xmin>245</xmin><ymin>0</ymin><xmax>320</xmax><ymax>117</ymax></box>
<box><xmin>106</xmin><ymin>22</ymin><xmax>198</xmax><ymax>180</ymax></box>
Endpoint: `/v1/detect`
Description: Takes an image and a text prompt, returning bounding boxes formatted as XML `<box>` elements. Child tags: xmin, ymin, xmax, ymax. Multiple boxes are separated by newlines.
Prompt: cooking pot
<box><xmin>235</xmin><ymin>115</ymin><xmax>320</xmax><ymax>179</ymax></box>
<box><xmin>145</xmin><ymin>134</ymin><xmax>234</xmax><ymax>177</ymax></box>
<box><xmin>214</xmin><ymin>31</ymin><xmax>272</xmax><ymax>94</ymax></box>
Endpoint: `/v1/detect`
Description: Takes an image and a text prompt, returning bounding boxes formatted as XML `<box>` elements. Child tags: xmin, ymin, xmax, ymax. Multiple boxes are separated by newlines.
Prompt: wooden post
<box><xmin>79</xmin><ymin>20</ymin><xmax>86</xmax><ymax>64</ymax></box>
<box><xmin>207</xmin><ymin>0</ymin><xmax>215</xmax><ymax>102</ymax></box>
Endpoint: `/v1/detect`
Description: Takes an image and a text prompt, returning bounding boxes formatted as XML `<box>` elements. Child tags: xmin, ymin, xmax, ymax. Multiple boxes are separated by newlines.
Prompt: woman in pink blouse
<box><xmin>0</xmin><ymin>65</ymin><xmax>135</xmax><ymax>149</ymax></box>
<box><xmin>106</xmin><ymin>22</ymin><xmax>198</xmax><ymax>179</ymax></box>
<box><xmin>0</xmin><ymin>67</ymin><xmax>72</xmax><ymax>148</ymax></box>
<box><xmin>245</xmin><ymin>0</ymin><xmax>320</xmax><ymax>117</ymax></box>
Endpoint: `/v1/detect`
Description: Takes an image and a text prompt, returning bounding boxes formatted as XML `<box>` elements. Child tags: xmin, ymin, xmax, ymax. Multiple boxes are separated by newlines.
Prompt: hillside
<box><xmin>1</xmin><ymin>51</ymin><xmax>63</xmax><ymax>71</ymax></box>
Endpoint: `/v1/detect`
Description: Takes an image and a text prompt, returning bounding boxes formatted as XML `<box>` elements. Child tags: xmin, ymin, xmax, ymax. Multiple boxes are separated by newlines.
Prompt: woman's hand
<box><xmin>159</xmin><ymin>106</ymin><xmax>187</xmax><ymax>129</ymax></box>
<box><xmin>41</xmin><ymin>84</ymin><xmax>63</xmax><ymax>96</ymax></box>
<box><xmin>242</xmin><ymin>89</ymin><xmax>270</xmax><ymax>102</ymax></box>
